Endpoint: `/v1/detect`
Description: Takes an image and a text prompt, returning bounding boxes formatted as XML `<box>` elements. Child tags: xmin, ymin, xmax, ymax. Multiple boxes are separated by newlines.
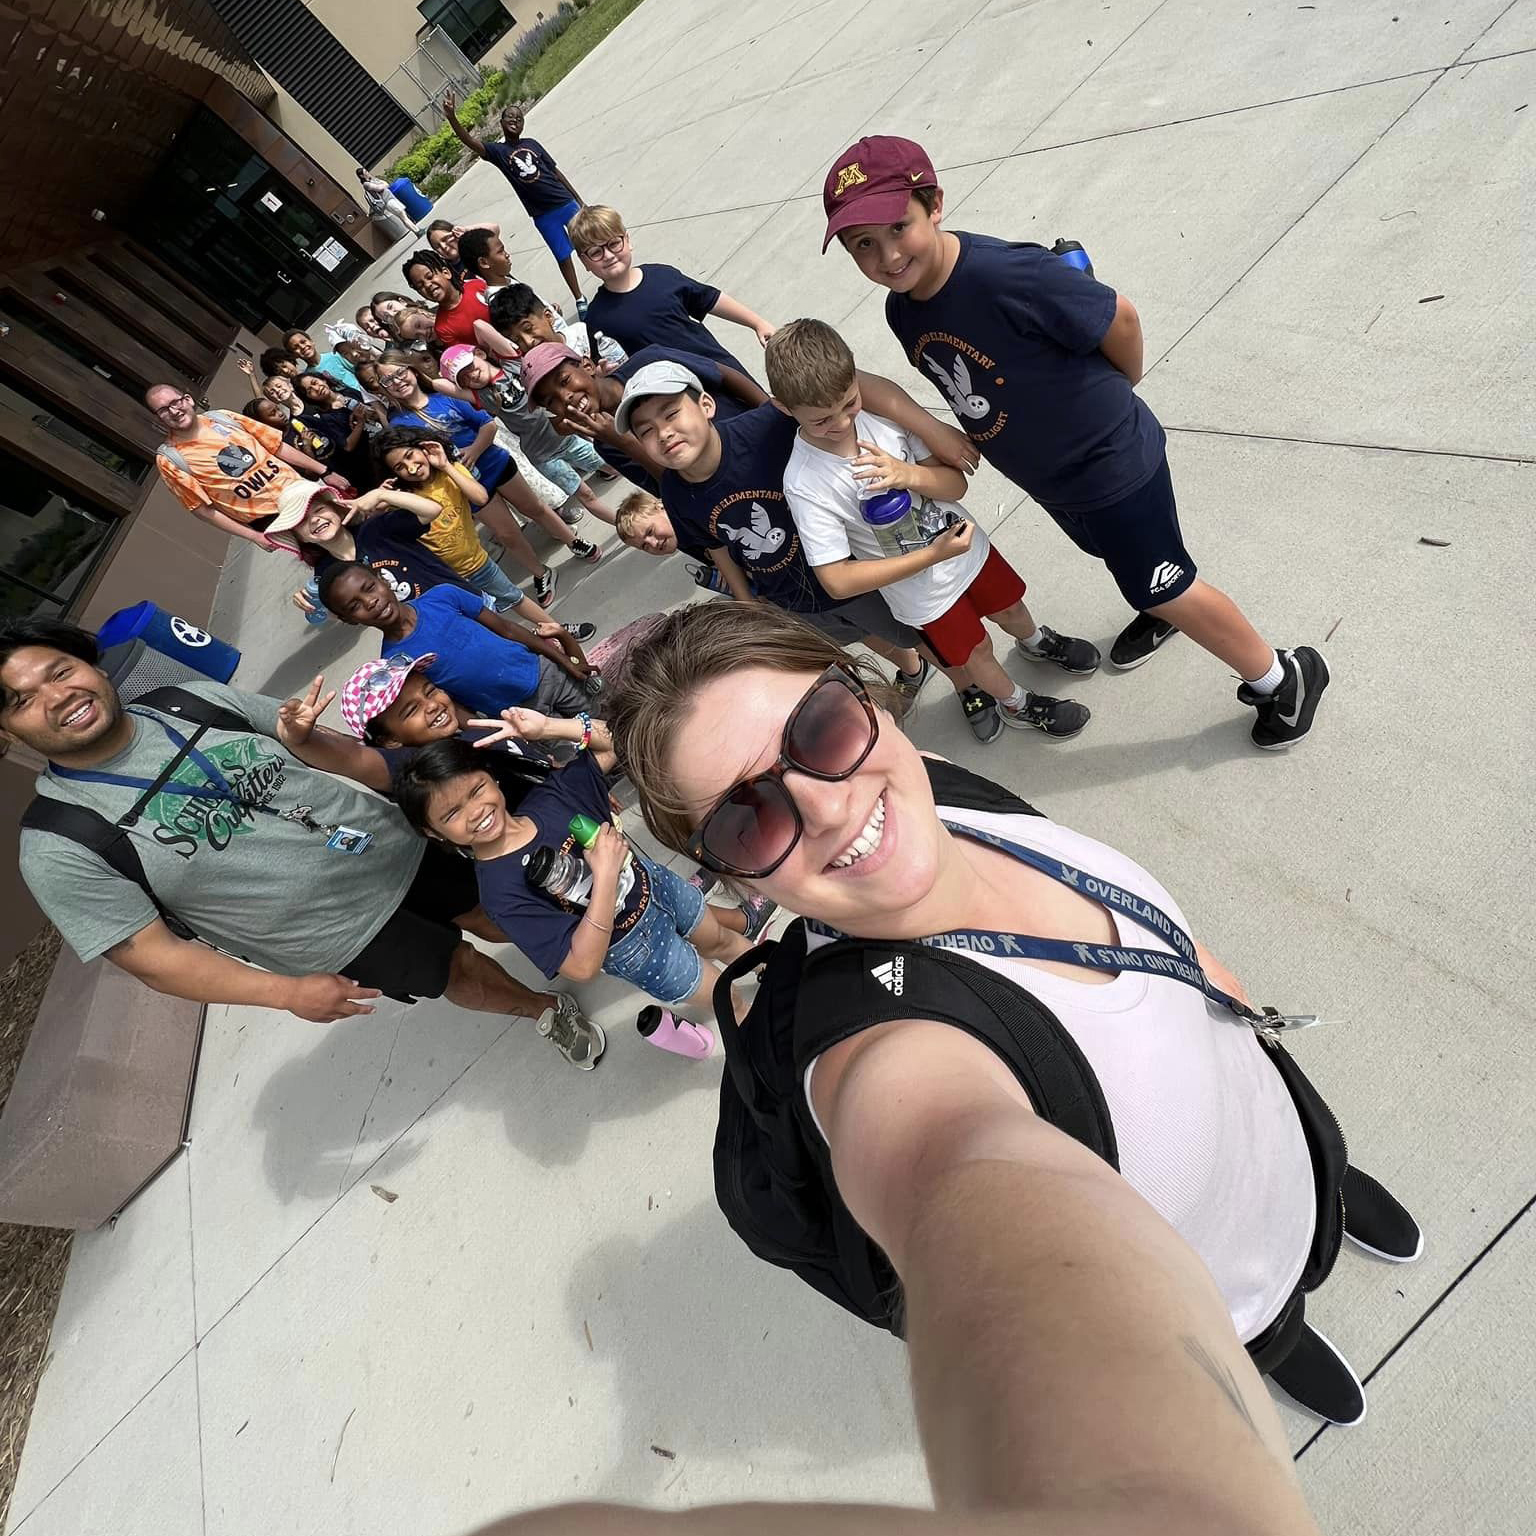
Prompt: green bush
<box><xmin>422</xmin><ymin>169</ymin><xmax>457</xmax><ymax>200</ymax></box>
<box><xmin>389</xmin><ymin>67</ymin><xmax>510</xmax><ymax>185</ymax></box>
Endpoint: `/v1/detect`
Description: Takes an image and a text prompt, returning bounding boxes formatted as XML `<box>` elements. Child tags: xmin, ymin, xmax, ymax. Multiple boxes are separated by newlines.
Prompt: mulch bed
<box><xmin>0</xmin><ymin>926</ymin><xmax>72</xmax><ymax>1528</ymax></box>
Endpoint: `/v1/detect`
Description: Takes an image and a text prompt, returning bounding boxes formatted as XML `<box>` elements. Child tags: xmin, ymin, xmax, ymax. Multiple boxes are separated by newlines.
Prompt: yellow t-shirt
<box><xmin>154</xmin><ymin>411</ymin><xmax>294</xmax><ymax>525</ymax></box>
<box><xmin>415</xmin><ymin>468</ymin><xmax>487</xmax><ymax>576</ymax></box>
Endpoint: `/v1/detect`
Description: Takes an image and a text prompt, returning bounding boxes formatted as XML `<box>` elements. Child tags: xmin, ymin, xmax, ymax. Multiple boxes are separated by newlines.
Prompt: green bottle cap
<box><xmin>568</xmin><ymin>814</ymin><xmax>603</xmax><ymax>848</ymax></box>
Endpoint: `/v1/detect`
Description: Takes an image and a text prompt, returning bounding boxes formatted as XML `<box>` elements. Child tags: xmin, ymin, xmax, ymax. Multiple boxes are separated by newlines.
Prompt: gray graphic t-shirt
<box><xmin>20</xmin><ymin>682</ymin><xmax>422</xmax><ymax>973</ymax></box>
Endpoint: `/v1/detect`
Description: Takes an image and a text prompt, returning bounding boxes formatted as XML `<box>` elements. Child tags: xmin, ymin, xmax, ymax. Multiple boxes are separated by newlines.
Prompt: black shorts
<box><xmin>342</xmin><ymin>842</ymin><xmax>480</xmax><ymax>1003</ymax></box>
<box><xmin>1044</xmin><ymin>454</ymin><xmax>1197</xmax><ymax>611</ymax></box>
<box><xmin>484</xmin><ymin>459</ymin><xmax>525</xmax><ymax>498</ymax></box>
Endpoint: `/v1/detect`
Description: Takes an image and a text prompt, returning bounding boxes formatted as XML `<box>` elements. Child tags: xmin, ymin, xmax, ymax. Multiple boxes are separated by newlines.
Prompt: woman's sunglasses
<box><xmin>687</xmin><ymin>665</ymin><xmax>879</xmax><ymax>878</ymax></box>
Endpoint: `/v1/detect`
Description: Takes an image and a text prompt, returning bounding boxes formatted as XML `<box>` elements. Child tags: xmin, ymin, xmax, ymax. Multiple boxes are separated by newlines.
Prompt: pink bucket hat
<box><xmin>340</xmin><ymin>652</ymin><xmax>438</xmax><ymax>738</ymax></box>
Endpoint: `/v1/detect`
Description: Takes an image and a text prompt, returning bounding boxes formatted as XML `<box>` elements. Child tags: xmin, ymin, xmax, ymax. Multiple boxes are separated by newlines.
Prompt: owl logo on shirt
<box><xmin>718</xmin><ymin>501</ymin><xmax>787</xmax><ymax>561</ymax></box>
<box><xmin>216</xmin><ymin>443</ymin><xmax>257</xmax><ymax>477</ymax></box>
<box><xmin>923</xmin><ymin>353</ymin><xmax>991</xmax><ymax>420</ymax></box>
<box><xmin>510</xmin><ymin>148</ymin><xmax>539</xmax><ymax>181</ymax></box>
<box><xmin>372</xmin><ymin>565</ymin><xmax>412</xmax><ymax>600</ymax></box>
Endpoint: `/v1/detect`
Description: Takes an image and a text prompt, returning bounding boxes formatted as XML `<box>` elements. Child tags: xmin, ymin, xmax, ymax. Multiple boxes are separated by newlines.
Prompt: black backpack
<box><xmin>20</xmin><ymin>686</ymin><xmax>253</xmax><ymax>943</ymax></box>
<box><xmin>708</xmin><ymin>757</ymin><xmax>1346</xmax><ymax>1345</ymax></box>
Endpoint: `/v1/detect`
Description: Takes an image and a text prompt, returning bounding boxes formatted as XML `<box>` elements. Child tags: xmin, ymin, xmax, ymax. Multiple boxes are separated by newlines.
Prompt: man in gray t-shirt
<box><xmin>0</xmin><ymin>620</ymin><xmax>601</xmax><ymax>1065</ymax></box>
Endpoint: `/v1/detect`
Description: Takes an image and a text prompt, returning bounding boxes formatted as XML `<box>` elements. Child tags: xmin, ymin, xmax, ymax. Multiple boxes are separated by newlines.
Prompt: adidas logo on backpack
<box><xmin>871</xmin><ymin>958</ymin><xmax>904</xmax><ymax>995</ymax></box>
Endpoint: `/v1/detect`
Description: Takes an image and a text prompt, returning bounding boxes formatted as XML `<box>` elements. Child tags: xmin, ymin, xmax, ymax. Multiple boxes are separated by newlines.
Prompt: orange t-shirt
<box><xmin>155</xmin><ymin>411</ymin><xmax>297</xmax><ymax>525</ymax></box>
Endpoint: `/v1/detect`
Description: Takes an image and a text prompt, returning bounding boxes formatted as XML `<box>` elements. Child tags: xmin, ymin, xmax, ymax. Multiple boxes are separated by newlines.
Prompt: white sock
<box><xmin>1245</xmin><ymin>651</ymin><xmax>1285</xmax><ymax>695</ymax></box>
<box><xmin>1001</xmin><ymin>684</ymin><xmax>1027</xmax><ymax>710</ymax></box>
<box><xmin>1018</xmin><ymin>625</ymin><xmax>1045</xmax><ymax>650</ymax></box>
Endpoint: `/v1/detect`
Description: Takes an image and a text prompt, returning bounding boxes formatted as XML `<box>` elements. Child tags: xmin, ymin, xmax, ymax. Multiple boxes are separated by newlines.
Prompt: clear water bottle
<box><xmin>525</xmin><ymin>845</ymin><xmax>593</xmax><ymax>906</ymax></box>
<box><xmin>861</xmin><ymin>488</ymin><xmax>959</xmax><ymax>557</ymax></box>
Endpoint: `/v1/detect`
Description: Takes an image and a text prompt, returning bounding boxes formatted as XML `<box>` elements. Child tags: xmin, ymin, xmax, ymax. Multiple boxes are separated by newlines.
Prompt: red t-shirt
<box><xmin>433</xmin><ymin>277</ymin><xmax>491</xmax><ymax>347</ymax></box>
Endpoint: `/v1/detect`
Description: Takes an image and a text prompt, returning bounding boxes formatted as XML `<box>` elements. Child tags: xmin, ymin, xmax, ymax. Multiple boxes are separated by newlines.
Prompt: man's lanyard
<box><xmin>50</xmin><ymin>710</ymin><xmax>333</xmax><ymax>835</ymax></box>
<box><xmin>806</xmin><ymin>820</ymin><xmax>1319</xmax><ymax>1037</ymax></box>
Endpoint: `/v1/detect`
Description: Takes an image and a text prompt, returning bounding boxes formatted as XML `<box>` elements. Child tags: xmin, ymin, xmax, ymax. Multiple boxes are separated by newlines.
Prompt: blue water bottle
<box><xmin>1051</xmin><ymin>238</ymin><xmax>1094</xmax><ymax>278</ymax></box>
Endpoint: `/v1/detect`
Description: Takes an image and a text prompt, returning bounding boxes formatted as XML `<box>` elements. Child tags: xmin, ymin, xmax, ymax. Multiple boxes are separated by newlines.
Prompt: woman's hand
<box><xmin>276</xmin><ymin>675</ymin><xmax>334</xmax><ymax>748</ymax></box>
<box><xmin>851</xmin><ymin>440</ymin><xmax>913</xmax><ymax>494</ymax></box>
<box><xmin>584</xmin><ymin>822</ymin><xmax>626</xmax><ymax>883</ymax></box>
<box><xmin>466</xmin><ymin>706</ymin><xmax>549</xmax><ymax>747</ymax></box>
<box><xmin>424</xmin><ymin>439</ymin><xmax>450</xmax><ymax>471</ymax></box>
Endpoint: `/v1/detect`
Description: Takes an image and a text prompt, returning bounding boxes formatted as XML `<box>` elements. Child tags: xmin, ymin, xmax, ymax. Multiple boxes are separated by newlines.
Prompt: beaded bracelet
<box><xmin>576</xmin><ymin>711</ymin><xmax>593</xmax><ymax>752</ymax></box>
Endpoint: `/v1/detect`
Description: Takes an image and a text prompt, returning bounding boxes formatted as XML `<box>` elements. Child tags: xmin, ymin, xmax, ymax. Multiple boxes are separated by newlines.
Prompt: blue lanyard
<box><xmin>51</xmin><ymin>711</ymin><xmax>329</xmax><ymax>833</ymax></box>
<box><xmin>807</xmin><ymin>820</ymin><xmax>1316</xmax><ymax>1035</ymax></box>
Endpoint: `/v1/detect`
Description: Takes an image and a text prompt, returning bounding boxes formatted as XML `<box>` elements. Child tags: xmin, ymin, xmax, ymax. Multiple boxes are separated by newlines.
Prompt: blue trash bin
<box><xmin>390</xmin><ymin>177</ymin><xmax>433</xmax><ymax>221</ymax></box>
<box><xmin>96</xmin><ymin>602</ymin><xmax>240</xmax><ymax>683</ymax></box>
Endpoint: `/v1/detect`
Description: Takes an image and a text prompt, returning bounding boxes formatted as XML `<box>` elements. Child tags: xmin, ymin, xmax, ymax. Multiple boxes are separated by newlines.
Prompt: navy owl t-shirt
<box><xmin>885</xmin><ymin>232</ymin><xmax>1165</xmax><ymax>515</ymax></box>
<box><xmin>660</xmin><ymin>405</ymin><xmax>833</xmax><ymax>613</ymax></box>
<box><xmin>484</xmin><ymin>137</ymin><xmax>571</xmax><ymax>216</ymax></box>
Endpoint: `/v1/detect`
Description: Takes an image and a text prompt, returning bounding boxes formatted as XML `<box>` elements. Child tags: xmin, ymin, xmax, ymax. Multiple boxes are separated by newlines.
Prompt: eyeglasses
<box><xmin>580</xmin><ymin>237</ymin><xmax>627</xmax><ymax>261</ymax></box>
<box><xmin>151</xmin><ymin>392</ymin><xmax>193</xmax><ymax>419</ymax></box>
<box><xmin>687</xmin><ymin>665</ymin><xmax>878</xmax><ymax>878</ymax></box>
<box><xmin>377</xmin><ymin>369</ymin><xmax>415</xmax><ymax>387</ymax></box>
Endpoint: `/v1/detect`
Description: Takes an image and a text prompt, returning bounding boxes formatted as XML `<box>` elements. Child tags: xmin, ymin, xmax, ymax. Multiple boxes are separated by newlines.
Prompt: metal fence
<box><xmin>382</xmin><ymin>26</ymin><xmax>483</xmax><ymax>139</ymax></box>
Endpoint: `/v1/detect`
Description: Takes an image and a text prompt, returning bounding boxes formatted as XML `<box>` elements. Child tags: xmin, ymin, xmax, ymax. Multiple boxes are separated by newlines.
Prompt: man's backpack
<box><xmin>708</xmin><ymin>757</ymin><xmax>1347</xmax><ymax>1345</ymax></box>
<box><xmin>20</xmin><ymin>686</ymin><xmax>253</xmax><ymax>943</ymax></box>
<box><xmin>708</xmin><ymin>758</ymin><xmax>1120</xmax><ymax>1335</ymax></box>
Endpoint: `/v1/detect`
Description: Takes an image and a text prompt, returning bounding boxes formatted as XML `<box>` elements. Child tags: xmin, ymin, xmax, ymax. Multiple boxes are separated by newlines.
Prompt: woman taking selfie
<box><xmin>608</xmin><ymin>601</ymin><xmax>1421</xmax><ymax>1429</ymax></box>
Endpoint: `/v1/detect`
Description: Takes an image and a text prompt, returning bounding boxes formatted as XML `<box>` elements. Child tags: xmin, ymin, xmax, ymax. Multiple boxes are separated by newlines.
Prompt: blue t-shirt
<box><xmin>599</xmin><ymin>343</ymin><xmax>751</xmax><ymax>495</ymax></box>
<box><xmin>390</xmin><ymin>395</ymin><xmax>511</xmax><ymax>490</ymax></box>
<box><xmin>484</xmin><ymin>138</ymin><xmax>572</xmax><ymax>217</ymax></box>
<box><xmin>585</xmin><ymin>264</ymin><xmax>746</xmax><ymax>376</ymax></box>
<box><xmin>474</xmin><ymin>751</ymin><xmax>654</xmax><ymax>978</ymax></box>
<box><xmin>314</xmin><ymin>351</ymin><xmax>361</xmax><ymax>392</ymax></box>
<box><xmin>314</xmin><ymin>507</ymin><xmax>464</xmax><ymax>603</ymax></box>
<box><xmin>660</xmin><ymin>405</ymin><xmax>832</xmax><ymax>612</ymax></box>
<box><xmin>383</xmin><ymin>585</ymin><xmax>540</xmax><ymax>714</ymax></box>
<box><xmin>885</xmin><ymin>232</ymin><xmax>1166</xmax><ymax>515</ymax></box>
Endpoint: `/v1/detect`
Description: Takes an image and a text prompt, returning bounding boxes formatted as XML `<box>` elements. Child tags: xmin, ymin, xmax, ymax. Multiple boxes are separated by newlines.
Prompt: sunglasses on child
<box><xmin>687</xmin><ymin>665</ymin><xmax>879</xmax><ymax>878</ymax></box>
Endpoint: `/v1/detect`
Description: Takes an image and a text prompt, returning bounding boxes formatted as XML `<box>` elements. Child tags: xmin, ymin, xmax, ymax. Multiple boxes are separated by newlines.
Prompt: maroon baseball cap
<box><xmin>520</xmin><ymin>341</ymin><xmax>583</xmax><ymax>401</ymax></box>
<box><xmin>822</xmin><ymin>136</ymin><xmax>937</xmax><ymax>251</ymax></box>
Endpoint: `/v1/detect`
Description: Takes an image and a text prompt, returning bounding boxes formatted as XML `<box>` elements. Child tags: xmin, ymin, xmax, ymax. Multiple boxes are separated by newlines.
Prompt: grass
<box><xmin>523</xmin><ymin>0</ymin><xmax>648</xmax><ymax>100</ymax></box>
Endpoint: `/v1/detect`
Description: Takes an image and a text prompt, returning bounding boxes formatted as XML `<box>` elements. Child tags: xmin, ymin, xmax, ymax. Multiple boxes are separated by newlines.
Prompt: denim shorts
<box><xmin>462</xmin><ymin>555</ymin><xmax>530</xmax><ymax>613</ymax></box>
<box><xmin>602</xmin><ymin>854</ymin><xmax>708</xmax><ymax>1005</ymax></box>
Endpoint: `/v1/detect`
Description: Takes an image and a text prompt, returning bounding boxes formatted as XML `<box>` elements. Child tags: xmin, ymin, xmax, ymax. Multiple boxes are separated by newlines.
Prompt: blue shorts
<box><xmin>534</xmin><ymin>199</ymin><xmax>582</xmax><ymax>263</ymax></box>
<box><xmin>1044</xmin><ymin>454</ymin><xmax>1196</xmax><ymax>611</ymax></box>
<box><xmin>602</xmin><ymin>854</ymin><xmax>707</xmax><ymax>1005</ymax></box>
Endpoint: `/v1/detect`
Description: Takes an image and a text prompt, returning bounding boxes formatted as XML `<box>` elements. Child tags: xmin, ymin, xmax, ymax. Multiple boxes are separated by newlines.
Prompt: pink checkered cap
<box><xmin>339</xmin><ymin>652</ymin><xmax>437</xmax><ymax>738</ymax></box>
<box><xmin>439</xmin><ymin>343</ymin><xmax>477</xmax><ymax>383</ymax></box>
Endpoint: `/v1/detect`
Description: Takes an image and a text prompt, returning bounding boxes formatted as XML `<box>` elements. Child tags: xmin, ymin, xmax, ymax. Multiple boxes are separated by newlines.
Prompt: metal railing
<box><xmin>382</xmin><ymin>26</ymin><xmax>484</xmax><ymax>138</ymax></box>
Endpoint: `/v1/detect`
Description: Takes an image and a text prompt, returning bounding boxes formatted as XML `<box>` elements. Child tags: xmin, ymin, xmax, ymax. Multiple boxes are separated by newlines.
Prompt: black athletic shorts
<box><xmin>1044</xmin><ymin>454</ymin><xmax>1197</xmax><ymax>611</ymax></box>
<box><xmin>341</xmin><ymin>842</ymin><xmax>480</xmax><ymax>1003</ymax></box>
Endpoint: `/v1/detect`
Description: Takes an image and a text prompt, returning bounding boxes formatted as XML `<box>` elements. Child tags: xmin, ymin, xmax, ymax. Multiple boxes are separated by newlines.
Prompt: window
<box><xmin>0</xmin><ymin>374</ymin><xmax>148</xmax><ymax>485</ymax></box>
<box><xmin>419</xmin><ymin>0</ymin><xmax>516</xmax><ymax>60</ymax></box>
<box><xmin>0</xmin><ymin>300</ymin><xmax>145</xmax><ymax>398</ymax></box>
<box><xmin>0</xmin><ymin>450</ymin><xmax>117</xmax><ymax>620</ymax></box>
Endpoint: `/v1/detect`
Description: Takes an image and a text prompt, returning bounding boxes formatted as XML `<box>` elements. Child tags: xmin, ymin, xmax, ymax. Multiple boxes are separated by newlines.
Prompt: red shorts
<box><xmin>919</xmin><ymin>546</ymin><xmax>1028</xmax><ymax>667</ymax></box>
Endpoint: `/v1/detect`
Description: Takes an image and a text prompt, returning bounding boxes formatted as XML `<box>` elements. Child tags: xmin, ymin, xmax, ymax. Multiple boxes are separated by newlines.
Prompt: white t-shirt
<box><xmin>803</xmin><ymin>804</ymin><xmax>1316</xmax><ymax>1343</ymax></box>
<box><xmin>784</xmin><ymin>410</ymin><xmax>989</xmax><ymax>626</ymax></box>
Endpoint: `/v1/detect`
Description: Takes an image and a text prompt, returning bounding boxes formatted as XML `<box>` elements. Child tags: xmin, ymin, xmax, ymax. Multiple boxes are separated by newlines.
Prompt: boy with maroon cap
<box><xmin>823</xmin><ymin>135</ymin><xmax>1331</xmax><ymax>750</ymax></box>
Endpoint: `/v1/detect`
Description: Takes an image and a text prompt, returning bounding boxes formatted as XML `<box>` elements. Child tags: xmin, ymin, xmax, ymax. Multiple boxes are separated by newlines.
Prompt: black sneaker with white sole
<box><xmin>891</xmin><ymin>656</ymin><xmax>932</xmax><ymax>706</ymax></box>
<box><xmin>1238</xmin><ymin>646</ymin><xmax>1330</xmax><ymax>749</ymax></box>
<box><xmin>999</xmin><ymin>692</ymin><xmax>1091</xmax><ymax>738</ymax></box>
<box><xmin>1267</xmin><ymin>1322</ymin><xmax>1366</xmax><ymax>1426</ymax></box>
<box><xmin>1342</xmin><ymin>1166</ymin><xmax>1423</xmax><ymax>1263</ymax></box>
<box><xmin>533</xmin><ymin>567</ymin><xmax>557</xmax><ymax>605</ymax></box>
<box><xmin>959</xmin><ymin>686</ymin><xmax>1002</xmax><ymax>744</ymax></box>
<box><xmin>1109</xmin><ymin>613</ymin><xmax>1178</xmax><ymax>669</ymax></box>
<box><xmin>562</xmin><ymin>621</ymin><xmax>597</xmax><ymax>642</ymax></box>
<box><xmin>1013</xmin><ymin>626</ymin><xmax>1101</xmax><ymax>675</ymax></box>
<box><xmin>570</xmin><ymin>537</ymin><xmax>602</xmax><ymax>564</ymax></box>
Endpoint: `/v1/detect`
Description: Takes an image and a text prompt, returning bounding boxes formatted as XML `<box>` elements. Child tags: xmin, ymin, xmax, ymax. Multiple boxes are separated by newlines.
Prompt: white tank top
<box><xmin>804</xmin><ymin>806</ymin><xmax>1316</xmax><ymax>1342</ymax></box>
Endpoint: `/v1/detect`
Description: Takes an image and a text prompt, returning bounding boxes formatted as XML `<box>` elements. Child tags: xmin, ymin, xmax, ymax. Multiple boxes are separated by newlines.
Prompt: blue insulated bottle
<box><xmin>1051</xmin><ymin>238</ymin><xmax>1094</xmax><ymax>278</ymax></box>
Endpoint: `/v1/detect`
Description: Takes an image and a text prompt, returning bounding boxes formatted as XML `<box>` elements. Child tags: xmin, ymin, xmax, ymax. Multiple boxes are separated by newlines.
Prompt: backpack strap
<box><xmin>156</xmin><ymin>440</ymin><xmax>190</xmax><ymax>475</ymax></box>
<box><xmin>922</xmin><ymin>755</ymin><xmax>1044</xmax><ymax>818</ymax></box>
<box><xmin>20</xmin><ymin>797</ymin><xmax>196</xmax><ymax>941</ymax></box>
<box><xmin>791</xmin><ymin>938</ymin><xmax>1118</xmax><ymax>1170</ymax></box>
<box><xmin>132</xmin><ymin>685</ymin><xmax>251</xmax><ymax>735</ymax></box>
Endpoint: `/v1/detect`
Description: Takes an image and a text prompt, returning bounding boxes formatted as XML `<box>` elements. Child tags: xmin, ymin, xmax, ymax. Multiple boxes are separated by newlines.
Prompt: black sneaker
<box><xmin>533</xmin><ymin>567</ymin><xmax>557</xmax><ymax>605</ymax></box>
<box><xmin>1013</xmin><ymin>626</ymin><xmax>1101</xmax><ymax>675</ymax></box>
<box><xmin>570</xmin><ymin>537</ymin><xmax>602</xmax><ymax>564</ymax></box>
<box><xmin>1342</xmin><ymin>1166</ymin><xmax>1423</xmax><ymax>1263</ymax></box>
<box><xmin>1238</xmin><ymin>646</ymin><xmax>1330</xmax><ymax>750</ymax></box>
<box><xmin>1109</xmin><ymin>613</ymin><xmax>1178</xmax><ymax>669</ymax></box>
<box><xmin>1267</xmin><ymin>1322</ymin><xmax>1366</xmax><ymax>1426</ymax></box>
<box><xmin>959</xmin><ymin>686</ymin><xmax>1001</xmax><ymax>744</ymax></box>
<box><xmin>891</xmin><ymin>656</ymin><xmax>932</xmax><ymax>705</ymax></box>
<box><xmin>562</xmin><ymin>621</ymin><xmax>597</xmax><ymax>642</ymax></box>
<box><xmin>739</xmin><ymin>893</ymin><xmax>778</xmax><ymax>941</ymax></box>
<box><xmin>999</xmin><ymin>692</ymin><xmax>1091</xmax><ymax>738</ymax></box>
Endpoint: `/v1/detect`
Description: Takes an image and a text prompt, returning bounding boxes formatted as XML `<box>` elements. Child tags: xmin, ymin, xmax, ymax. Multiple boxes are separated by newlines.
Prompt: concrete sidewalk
<box><xmin>8</xmin><ymin>1</ymin><xmax>1534</xmax><ymax>1532</ymax></box>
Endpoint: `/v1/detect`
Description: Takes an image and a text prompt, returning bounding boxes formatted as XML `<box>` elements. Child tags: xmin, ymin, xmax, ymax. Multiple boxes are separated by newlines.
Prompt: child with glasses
<box><xmin>569</xmin><ymin>204</ymin><xmax>776</xmax><ymax>376</ymax></box>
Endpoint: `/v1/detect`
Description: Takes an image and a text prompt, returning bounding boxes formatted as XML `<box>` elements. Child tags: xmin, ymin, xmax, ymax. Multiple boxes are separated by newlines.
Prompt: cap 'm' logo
<box><xmin>832</xmin><ymin>162</ymin><xmax>868</xmax><ymax>197</ymax></box>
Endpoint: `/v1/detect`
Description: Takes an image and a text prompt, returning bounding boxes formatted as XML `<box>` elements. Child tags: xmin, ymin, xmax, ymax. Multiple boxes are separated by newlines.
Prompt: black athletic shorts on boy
<box><xmin>801</xmin><ymin>590</ymin><xmax>922</xmax><ymax>651</ymax></box>
<box><xmin>341</xmin><ymin>841</ymin><xmax>481</xmax><ymax>1002</ymax></box>
<box><xmin>1044</xmin><ymin>454</ymin><xmax>1196</xmax><ymax>611</ymax></box>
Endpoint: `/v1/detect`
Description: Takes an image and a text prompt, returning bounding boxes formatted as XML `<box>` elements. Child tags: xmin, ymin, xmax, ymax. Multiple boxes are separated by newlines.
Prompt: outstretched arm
<box><xmin>441</xmin><ymin>90</ymin><xmax>488</xmax><ymax>159</ymax></box>
<box><xmin>710</xmin><ymin>292</ymin><xmax>775</xmax><ymax>347</ymax></box>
